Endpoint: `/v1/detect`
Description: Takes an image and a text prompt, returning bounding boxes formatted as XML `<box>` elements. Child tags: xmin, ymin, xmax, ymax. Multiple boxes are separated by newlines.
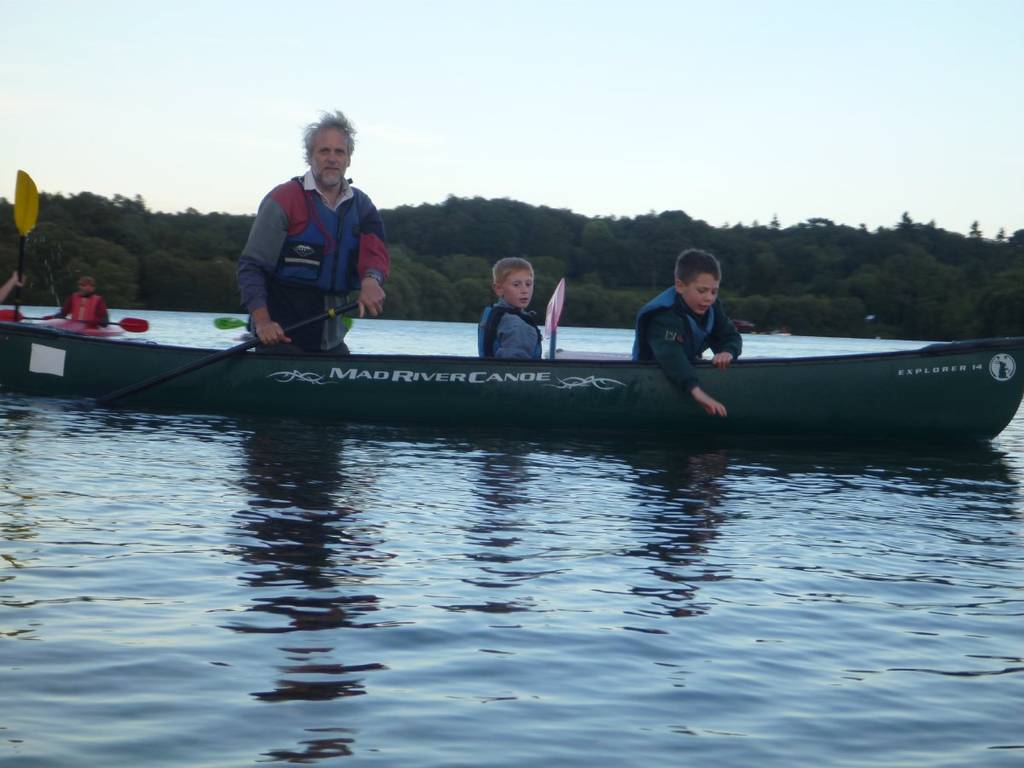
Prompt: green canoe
<box><xmin>1</xmin><ymin>320</ymin><xmax>1022</xmax><ymax>442</ymax></box>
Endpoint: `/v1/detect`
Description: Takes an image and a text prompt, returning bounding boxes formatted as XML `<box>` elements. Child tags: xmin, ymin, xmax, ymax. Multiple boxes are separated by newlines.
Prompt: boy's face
<box><xmin>77</xmin><ymin>281</ymin><xmax>95</xmax><ymax>296</ymax></box>
<box><xmin>674</xmin><ymin>272</ymin><xmax>719</xmax><ymax>315</ymax></box>
<box><xmin>494</xmin><ymin>269</ymin><xmax>534</xmax><ymax>309</ymax></box>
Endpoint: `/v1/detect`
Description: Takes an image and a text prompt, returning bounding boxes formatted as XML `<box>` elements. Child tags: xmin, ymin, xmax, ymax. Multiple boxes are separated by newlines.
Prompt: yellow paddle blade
<box><xmin>14</xmin><ymin>170</ymin><xmax>39</xmax><ymax>236</ymax></box>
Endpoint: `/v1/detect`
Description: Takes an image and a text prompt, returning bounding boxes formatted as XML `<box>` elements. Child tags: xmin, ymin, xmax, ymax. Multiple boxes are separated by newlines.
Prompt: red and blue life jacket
<box><xmin>271</xmin><ymin>178</ymin><xmax>365</xmax><ymax>295</ymax></box>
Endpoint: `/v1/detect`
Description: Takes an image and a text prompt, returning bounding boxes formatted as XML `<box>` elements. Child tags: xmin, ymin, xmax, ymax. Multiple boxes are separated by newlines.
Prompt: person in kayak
<box><xmin>0</xmin><ymin>271</ymin><xmax>24</xmax><ymax>304</ymax></box>
<box><xmin>44</xmin><ymin>275</ymin><xmax>109</xmax><ymax>326</ymax></box>
<box><xmin>633</xmin><ymin>248</ymin><xmax>742</xmax><ymax>417</ymax></box>
<box><xmin>479</xmin><ymin>257</ymin><xmax>542</xmax><ymax>359</ymax></box>
<box><xmin>237</xmin><ymin>110</ymin><xmax>390</xmax><ymax>354</ymax></box>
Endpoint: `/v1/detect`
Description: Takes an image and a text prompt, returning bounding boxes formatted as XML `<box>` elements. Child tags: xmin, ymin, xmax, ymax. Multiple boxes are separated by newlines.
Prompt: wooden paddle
<box><xmin>0</xmin><ymin>310</ymin><xmax>149</xmax><ymax>332</ymax></box>
<box><xmin>11</xmin><ymin>170</ymin><xmax>39</xmax><ymax>318</ymax></box>
<box><xmin>97</xmin><ymin>301</ymin><xmax>360</xmax><ymax>406</ymax></box>
<box><xmin>544</xmin><ymin>277</ymin><xmax>565</xmax><ymax>360</ymax></box>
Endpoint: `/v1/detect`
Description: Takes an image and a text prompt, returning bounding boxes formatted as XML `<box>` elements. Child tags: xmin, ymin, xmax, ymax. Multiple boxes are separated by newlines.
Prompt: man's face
<box><xmin>77</xmin><ymin>281</ymin><xmax>94</xmax><ymax>296</ymax></box>
<box><xmin>310</xmin><ymin>128</ymin><xmax>351</xmax><ymax>190</ymax></box>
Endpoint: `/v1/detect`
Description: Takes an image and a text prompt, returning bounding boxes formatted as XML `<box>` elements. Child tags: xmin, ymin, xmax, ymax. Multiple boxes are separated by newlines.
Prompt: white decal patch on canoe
<box><xmin>29</xmin><ymin>344</ymin><xmax>67</xmax><ymax>377</ymax></box>
<box><xmin>548</xmin><ymin>376</ymin><xmax>626</xmax><ymax>391</ymax></box>
<box><xmin>989</xmin><ymin>354</ymin><xmax>1016</xmax><ymax>382</ymax></box>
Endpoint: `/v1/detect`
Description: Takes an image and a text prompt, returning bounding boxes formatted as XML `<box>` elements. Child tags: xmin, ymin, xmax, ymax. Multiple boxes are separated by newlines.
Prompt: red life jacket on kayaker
<box><xmin>68</xmin><ymin>293</ymin><xmax>106</xmax><ymax>324</ymax></box>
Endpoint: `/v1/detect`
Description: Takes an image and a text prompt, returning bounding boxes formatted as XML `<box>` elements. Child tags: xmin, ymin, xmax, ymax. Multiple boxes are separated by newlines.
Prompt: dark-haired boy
<box><xmin>633</xmin><ymin>248</ymin><xmax>742</xmax><ymax>417</ymax></box>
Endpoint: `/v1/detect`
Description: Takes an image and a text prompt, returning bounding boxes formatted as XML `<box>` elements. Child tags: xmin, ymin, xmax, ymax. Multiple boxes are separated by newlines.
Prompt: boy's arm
<box><xmin>708</xmin><ymin>302</ymin><xmax>742</xmax><ymax>369</ymax></box>
<box><xmin>648</xmin><ymin>311</ymin><xmax>728</xmax><ymax>416</ymax></box>
<box><xmin>710</xmin><ymin>303</ymin><xmax>742</xmax><ymax>358</ymax></box>
<box><xmin>647</xmin><ymin>311</ymin><xmax>700</xmax><ymax>392</ymax></box>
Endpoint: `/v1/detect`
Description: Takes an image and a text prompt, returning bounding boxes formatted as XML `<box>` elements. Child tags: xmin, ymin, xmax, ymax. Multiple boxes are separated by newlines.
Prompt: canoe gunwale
<box><xmin>3</xmin><ymin>320</ymin><xmax>1024</xmax><ymax>369</ymax></box>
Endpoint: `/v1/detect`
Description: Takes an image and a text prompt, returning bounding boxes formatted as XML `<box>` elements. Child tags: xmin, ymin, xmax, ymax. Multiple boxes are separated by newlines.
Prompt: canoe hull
<box><xmin>1</xmin><ymin>322</ymin><xmax>1022</xmax><ymax>441</ymax></box>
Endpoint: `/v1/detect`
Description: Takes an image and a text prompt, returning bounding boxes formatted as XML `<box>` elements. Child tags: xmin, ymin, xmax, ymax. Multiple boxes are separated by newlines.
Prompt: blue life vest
<box><xmin>273</xmin><ymin>179</ymin><xmax>364</xmax><ymax>295</ymax></box>
<box><xmin>632</xmin><ymin>287</ymin><xmax>715</xmax><ymax>361</ymax></box>
<box><xmin>478</xmin><ymin>304</ymin><xmax>542</xmax><ymax>358</ymax></box>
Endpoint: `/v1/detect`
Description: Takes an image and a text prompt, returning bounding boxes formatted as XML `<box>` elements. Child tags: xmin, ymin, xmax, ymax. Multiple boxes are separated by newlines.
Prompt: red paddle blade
<box><xmin>117</xmin><ymin>317</ymin><xmax>149</xmax><ymax>332</ymax></box>
<box><xmin>0</xmin><ymin>308</ymin><xmax>25</xmax><ymax>322</ymax></box>
<box><xmin>545</xmin><ymin>278</ymin><xmax>565</xmax><ymax>336</ymax></box>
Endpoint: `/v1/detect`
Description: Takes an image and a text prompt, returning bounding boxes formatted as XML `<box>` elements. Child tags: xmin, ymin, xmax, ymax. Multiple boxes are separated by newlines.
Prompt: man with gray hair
<box><xmin>238</xmin><ymin>110</ymin><xmax>390</xmax><ymax>353</ymax></box>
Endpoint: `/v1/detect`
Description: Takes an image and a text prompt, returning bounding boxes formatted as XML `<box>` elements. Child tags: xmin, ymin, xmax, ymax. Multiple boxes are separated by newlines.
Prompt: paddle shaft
<box><xmin>13</xmin><ymin>236</ymin><xmax>26</xmax><ymax>311</ymax></box>
<box><xmin>0</xmin><ymin>311</ymin><xmax>148</xmax><ymax>332</ymax></box>
<box><xmin>97</xmin><ymin>302</ymin><xmax>358</xmax><ymax>405</ymax></box>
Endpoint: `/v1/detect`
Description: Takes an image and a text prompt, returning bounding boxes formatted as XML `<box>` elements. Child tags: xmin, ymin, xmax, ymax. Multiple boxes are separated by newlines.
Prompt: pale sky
<box><xmin>2</xmin><ymin>0</ymin><xmax>1021</xmax><ymax>236</ymax></box>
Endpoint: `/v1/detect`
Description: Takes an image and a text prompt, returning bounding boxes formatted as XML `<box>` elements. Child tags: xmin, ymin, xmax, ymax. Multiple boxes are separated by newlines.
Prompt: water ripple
<box><xmin>2</xmin><ymin>379</ymin><xmax>1022</xmax><ymax>767</ymax></box>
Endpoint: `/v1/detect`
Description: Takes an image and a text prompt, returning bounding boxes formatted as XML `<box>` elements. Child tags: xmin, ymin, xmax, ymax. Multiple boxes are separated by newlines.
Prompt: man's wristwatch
<box><xmin>362</xmin><ymin>269</ymin><xmax>385</xmax><ymax>286</ymax></box>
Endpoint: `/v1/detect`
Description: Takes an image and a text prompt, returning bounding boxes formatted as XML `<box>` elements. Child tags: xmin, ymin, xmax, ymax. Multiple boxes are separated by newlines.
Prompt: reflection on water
<box><xmin>226</xmin><ymin>421</ymin><xmax>392</xmax><ymax>760</ymax></box>
<box><xmin>259</xmin><ymin>729</ymin><xmax>357</xmax><ymax>763</ymax></box>
<box><xmin>448</xmin><ymin>447</ymin><xmax>562</xmax><ymax>615</ymax></box>
<box><xmin>1</xmin><ymin>389</ymin><xmax>1023</xmax><ymax>767</ymax></box>
<box><xmin>230</xmin><ymin>425</ymin><xmax>391</xmax><ymax>628</ymax></box>
<box><xmin>622</xmin><ymin>448</ymin><xmax>732</xmax><ymax>622</ymax></box>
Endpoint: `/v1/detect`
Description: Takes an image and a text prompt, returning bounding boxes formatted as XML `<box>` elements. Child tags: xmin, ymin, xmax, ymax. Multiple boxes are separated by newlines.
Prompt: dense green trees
<box><xmin>1</xmin><ymin>191</ymin><xmax>1021</xmax><ymax>340</ymax></box>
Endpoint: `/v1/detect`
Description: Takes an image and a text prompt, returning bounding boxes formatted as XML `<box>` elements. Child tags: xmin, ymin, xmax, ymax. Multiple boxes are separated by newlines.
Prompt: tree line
<box><xmin>1</xmin><ymin>191</ymin><xmax>1022</xmax><ymax>340</ymax></box>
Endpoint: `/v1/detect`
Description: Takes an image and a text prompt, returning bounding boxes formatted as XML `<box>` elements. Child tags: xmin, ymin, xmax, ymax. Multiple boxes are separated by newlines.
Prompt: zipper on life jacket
<box><xmin>331</xmin><ymin>196</ymin><xmax>350</xmax><ymax>294</ymax></box>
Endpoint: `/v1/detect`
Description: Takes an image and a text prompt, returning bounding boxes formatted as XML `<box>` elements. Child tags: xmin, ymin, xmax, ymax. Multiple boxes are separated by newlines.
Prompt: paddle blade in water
<box><xmin>117</xmin><ymin>317</ymin><xmax>149</xmax><ymax>332</ymax></box>
<box><xmin>214</xmin><ymin>317</ymin><xmax>247</xmax><ymax>330</ymax></box>
<box><xmin>14</xmin><ymin>170</ymin><xmax>40</xmax><ymax>236</ymax></box>
<box><xmin>0</xmin><ymin>309</ymin><xmax>25</xmax><ymax>322</ymax></box>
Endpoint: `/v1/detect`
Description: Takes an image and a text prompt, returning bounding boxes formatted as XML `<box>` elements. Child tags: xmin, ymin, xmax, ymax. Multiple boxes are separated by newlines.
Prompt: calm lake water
<box><xmin>2</xmin><ymin>311</ymin><xmax>1023</xmax><ymax>767</ymax></box>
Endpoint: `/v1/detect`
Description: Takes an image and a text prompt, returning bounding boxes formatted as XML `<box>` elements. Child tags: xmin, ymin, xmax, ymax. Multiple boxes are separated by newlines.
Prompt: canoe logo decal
<box><xmin>548</xmin><ymin>376</ymin><xmax>626</xmax><ymax>391</ymax></box>
<box><xmin>268</xmin><ymin>367</ymin><xmax>627</xmax><ymax>389</ymax></box>
<box><xmin>989</xmin><ymin>354</ymin><xmax>1016</xmax><ymax>382</ymax></box>
<box><xmin>268</xmin><ymin>370</ymin><xmax>334</xmax><ymax>385</ymax></box>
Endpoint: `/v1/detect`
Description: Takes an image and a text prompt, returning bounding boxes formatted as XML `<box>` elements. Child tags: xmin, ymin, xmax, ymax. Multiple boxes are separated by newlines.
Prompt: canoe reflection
<box><xmin>438</xmin><ymin>436</ymin><xmax>733</xmax><ymax>622</ymax></box>
<box><xmin>229</xmin><ymin>425</ymin><xmax>392</xmax><ymax>631</ymax></box>
<box><xmin>227</xmin><ymin>423</ymin><xmax>392</xmax><ymax>713</ymax></box>
<box><xmin>441</xmin><ymin>448</ymin><xmax>551</xmax><ymax>614</ymax></box>
<box><xmin>260</xmin><ymin>729</ymin><xmax>355</xmax><ymax>762</ymax></box>
<box><xmin>621</xmin><ymin>448</ymin><xmax>731</xmax><ymax>620</ymax></box>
